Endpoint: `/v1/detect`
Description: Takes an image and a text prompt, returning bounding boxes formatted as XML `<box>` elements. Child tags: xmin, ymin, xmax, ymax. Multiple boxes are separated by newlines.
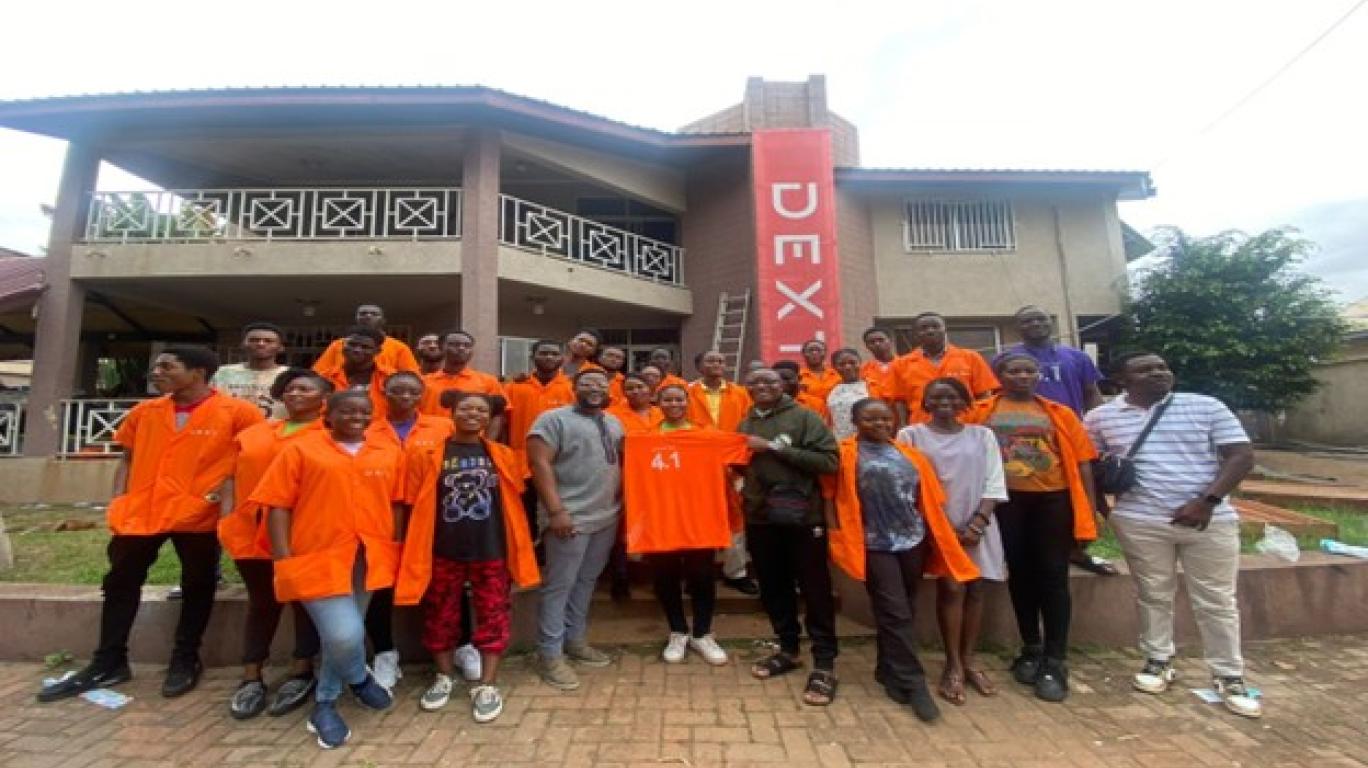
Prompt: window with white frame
<box><xmin>903</xmin><ymin>201</ymin><xmax>1016</xmax><ymax>252</ymax></box>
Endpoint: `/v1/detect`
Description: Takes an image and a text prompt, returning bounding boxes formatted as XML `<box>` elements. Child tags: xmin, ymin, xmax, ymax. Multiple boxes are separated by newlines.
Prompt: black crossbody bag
<box><xmin>1095</xmin><ymin>395</ymin><xmax>1172</xmax><ymax>495</ymax></box>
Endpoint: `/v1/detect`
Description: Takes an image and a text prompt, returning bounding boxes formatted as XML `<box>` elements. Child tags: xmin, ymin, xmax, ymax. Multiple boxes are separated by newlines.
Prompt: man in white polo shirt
<box><xmin>1084</xmin><ymin>351</ymin><xmax>1259</xmax><ymax>718</ymax></box>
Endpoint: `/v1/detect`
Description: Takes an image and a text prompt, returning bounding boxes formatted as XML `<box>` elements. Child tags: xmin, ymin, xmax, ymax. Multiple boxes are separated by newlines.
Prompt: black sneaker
<box><xmin>162</xmin><ymin>657</ymin><xmax>203</xmax><ymax>698</ymax></box>
<box><xmin>267</xmin><ymin>674</ymin><xmax>316</xmax><ymax>717</ymax></box>
<box><xmin>1034</xmin><ymin>658</ymin><xmax>1069</xmax><ymax>702</ymax></box>
<box><xmin>37</xmin><ymin>663</ymin><xmax>132</xmax><ymax>703</ymax></box>
<box><xmin>229</xmin><ymin>680</ymin><xmax>267</xmax><ymax>720</ymax></box>
<box><xmin>721</xmin><ymin>576</ymin><xmax>760</xmax><ymax>596</ymax></box>
<box><xmin>906</xmin><ymin>681</ymin><xmax>942</xmax><ymax>722</ymax></box>
<box><xmin>1010</xmin><ymin>646</ymin><xmax>1044</xmax><ymax>685</ymax></box>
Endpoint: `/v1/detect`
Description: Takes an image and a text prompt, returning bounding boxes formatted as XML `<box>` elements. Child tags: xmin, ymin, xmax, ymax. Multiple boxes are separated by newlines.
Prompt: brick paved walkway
<box><xmin>2</xmin><ymin>635</ymin><xmax>1365</xmax><ymax>768</ymax></box>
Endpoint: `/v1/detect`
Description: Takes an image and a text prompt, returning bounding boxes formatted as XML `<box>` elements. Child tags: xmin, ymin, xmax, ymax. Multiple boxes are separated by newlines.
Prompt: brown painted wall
<box><xmin>835</xmin><ymin>186</ymin><xmax>876</xmax><ymax>349</ymax></box>
<box><xmin>679</xmin><ymin>153</ymin><xmax>757</xmax><ymax>375</ymax></box>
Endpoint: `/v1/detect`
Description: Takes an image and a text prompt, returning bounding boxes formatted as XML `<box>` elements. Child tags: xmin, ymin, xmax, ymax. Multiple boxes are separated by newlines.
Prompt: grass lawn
<box><xmin>0</xmin><ymin>505</ymin><xmax>241</xmax><ymax>585</ymax></box>
<box><xmin>3</xmin><ymin>503</ymin><xmax>1366</xmax><ymax>586</ymax></box>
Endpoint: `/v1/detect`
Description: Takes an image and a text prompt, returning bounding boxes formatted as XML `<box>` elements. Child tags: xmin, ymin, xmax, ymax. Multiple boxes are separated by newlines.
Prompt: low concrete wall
<box><xmin>0</xmin><ymin>457</ymin><xmax>118</xmax><ymax>505</ymax></box>
<box><xmin>2</xmin><ymin>553</ymin><xmax>1363</xmax><ymax>665</ymax></box>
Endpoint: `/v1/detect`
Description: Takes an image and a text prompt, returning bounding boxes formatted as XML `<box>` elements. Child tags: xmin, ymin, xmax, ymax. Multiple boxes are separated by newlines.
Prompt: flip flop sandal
<box><xmin>964</xmin><ymin>668</ymin><xmax>998</xmax><ymax>697</ymax></box>
<box><xmin>750</xmin><ymin>652</ymin><xmax>801</xmax><ymax>680</ymax></box>
<box><xmin>802</xmin><ymin>670</ymin><xmax>837</xmax><ymax>706</ymax></box>
<box><xmin>938</xmin><ymin>668</ymin><xmax>966</xmax><ymax>706</ymax></box>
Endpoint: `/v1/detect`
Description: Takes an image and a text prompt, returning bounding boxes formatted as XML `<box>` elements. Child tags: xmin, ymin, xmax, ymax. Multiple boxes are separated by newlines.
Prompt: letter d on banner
<box><xmin>751</xmin><ymin>130</ymin><xmax>842</xmax><ymax>362</ymax></box>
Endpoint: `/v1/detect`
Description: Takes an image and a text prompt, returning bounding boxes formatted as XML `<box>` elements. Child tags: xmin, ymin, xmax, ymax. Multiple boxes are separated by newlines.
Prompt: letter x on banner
<box><xmin>751</xmin><ymin>129</ymin><xmax>843</xmax><ymax>363</ymax></box>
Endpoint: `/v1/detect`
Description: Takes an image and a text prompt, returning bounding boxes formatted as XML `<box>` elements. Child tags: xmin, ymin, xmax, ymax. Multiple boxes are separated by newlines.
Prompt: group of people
<box><xmin>34</xmin><ymin>301</ymin><xmax>1263</xmax><ymax>751</ymax></box>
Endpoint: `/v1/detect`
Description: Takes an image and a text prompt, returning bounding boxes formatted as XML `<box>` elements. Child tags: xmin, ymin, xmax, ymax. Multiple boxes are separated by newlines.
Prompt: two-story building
<box><xmin>0</xmin><ymin>75</ymin><xmax>1152</xmax><ymax>475</ymax></box>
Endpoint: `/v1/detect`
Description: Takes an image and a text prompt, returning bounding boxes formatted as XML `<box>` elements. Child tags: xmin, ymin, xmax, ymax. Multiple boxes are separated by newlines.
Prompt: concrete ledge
<box><xmin>0</xmin><ymin>457</ymin><xmax>118</xmax><ymax>505</ymax></box>
<box><xmin>2</xmin><ymin>553</ymin><xmax>1363</xmax><ymax>665</ymax></box>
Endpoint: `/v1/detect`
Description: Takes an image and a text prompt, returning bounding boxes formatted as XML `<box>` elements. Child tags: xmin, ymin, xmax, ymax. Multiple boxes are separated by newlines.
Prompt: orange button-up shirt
<box><xmin>891</xmin><ymin>344</ymin><xmax>999</xmax><ymax>423</ymax></box>
<box><xmin>219</xmin><ymin>418</ymin><xmax>323</xmax><ymax>560</ymax></box>
<box><xmin>312</xmin><ymin>335</ymin><xmax>418</xmax><ymax>374</ymax></box>
<box><xmin>419</xmin><ymin>367</ymin><xmax>504</xmax><ymax>416</ymax></box>
<box><xmin>503</xmin><ymin>372</ymin><xmax>575</xmax><ymax>457</ymax></box>
<box><xmin>317</xmin><ymin>363</ymin><xmax>396</xmax><ymax>422</ymax></box>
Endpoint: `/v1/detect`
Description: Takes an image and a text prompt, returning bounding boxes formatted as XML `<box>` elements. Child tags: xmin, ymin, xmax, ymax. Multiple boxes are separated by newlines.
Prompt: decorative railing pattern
<box><xmin>60</xmin><ymin>399</ymin><xmax>144</xmax><ymax>456</ymax></box>
<box><xmin>0</xmin><ymin>401</ymin><xmax>22</xmax><ymax>456</ymax></box>
<box><xmin>85</xmin><ymin>189</ymin><xmax>463</xmax><ymax>242</ymax></box>
<box><xmin>499</xmin><ymin>194</ymin><xmax>683</xmax><ymax>285</ymax></box>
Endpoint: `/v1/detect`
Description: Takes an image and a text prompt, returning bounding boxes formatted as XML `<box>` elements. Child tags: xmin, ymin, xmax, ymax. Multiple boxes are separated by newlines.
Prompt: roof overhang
<box><xmin>0</xmin><ymin>87</ymin><xmax>751</xmax><ymax>160</ymax></box>
<box><xmin>835</xmin><ymin>167</ymin><xmax>1155</xmax><ymax>200</ymax></box>
<box><xmin>0</xmin><ymin>256</ymin><xmax>45</xmax><ymax>315</ymax></box>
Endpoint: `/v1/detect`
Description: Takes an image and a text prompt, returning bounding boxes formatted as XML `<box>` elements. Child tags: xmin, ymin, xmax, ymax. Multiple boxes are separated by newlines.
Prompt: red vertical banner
<box><xmin>751</xmin><ymin>129</ymin><xmax>842</xmax><ymax>363</ymax></box>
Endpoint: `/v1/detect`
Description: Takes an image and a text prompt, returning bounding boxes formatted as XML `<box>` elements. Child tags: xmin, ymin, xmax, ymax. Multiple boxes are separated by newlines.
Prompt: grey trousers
<box><xmin>537</xmin><ymin>522</ymin><xmax>618</xmax><ymax>658</ymax></box>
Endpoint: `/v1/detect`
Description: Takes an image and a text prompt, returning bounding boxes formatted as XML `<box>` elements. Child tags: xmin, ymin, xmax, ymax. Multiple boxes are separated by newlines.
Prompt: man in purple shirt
<box><xmin>996</xmin><ymin>305</ymin><xmax>1116</xmax><ymax>576</ymax></box>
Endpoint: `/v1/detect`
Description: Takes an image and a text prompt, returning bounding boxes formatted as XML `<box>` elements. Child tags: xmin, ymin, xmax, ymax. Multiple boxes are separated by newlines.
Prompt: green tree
<box><xmin>1126</xmin><ymin>227</ymin><xmax>1346</xmax><ymax>412</ymax></box>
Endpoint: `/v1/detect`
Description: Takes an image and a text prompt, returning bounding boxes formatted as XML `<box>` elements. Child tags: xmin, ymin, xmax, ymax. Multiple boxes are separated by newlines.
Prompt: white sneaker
<box><xmin>372</xmin><ymin>650</ymin><xmax>402</xmax><ymax>691</ymax></box>
<box><xmin>688</xmin><ymin>634</ymin><xmax>729</xmax><ymax>666</ymax></box>
<box><xmin>470</xmin><ymin>684</ymin><xmax>504</xmax><ymax>723</ymax></box>
<box><xmin>419</xmin><ymin>673</ymin><xmax>453</xmax><ymax>712</ymax></box>
<box><xmin>1214</xmin><ymin>676</ymin><xmax>1263</xmax><ymax>719</ymax></box>
<box><xmin>1133</xmin><ymin>659</ymin><xmax>1177</xmax><ymax>694</ymax></box>
<box><xmin>454</xmin><ymin>644</ymin><xmax>482</xmax><ymax>682</ymax></box>
<box><xmin>662</xmin><ymin>633</ymin><xmax>689</xmax><ymax>664</ymax></box>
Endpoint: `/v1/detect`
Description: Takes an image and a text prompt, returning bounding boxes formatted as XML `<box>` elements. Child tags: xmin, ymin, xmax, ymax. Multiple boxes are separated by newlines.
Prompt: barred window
<box><xmin>903</xmin><ymin>201</ymin><xmax>1016</xmax><ymax>252</ymax></box>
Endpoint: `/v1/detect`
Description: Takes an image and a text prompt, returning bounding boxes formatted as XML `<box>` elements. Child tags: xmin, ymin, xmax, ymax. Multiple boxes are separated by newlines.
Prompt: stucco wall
<box><xmin>502</xmin><ymin>133</ymin><xmax>685</xmax><ymax>212</ymax></box>
<box><xmin>867</xmin><ymin>192</ymin><xmax>1128</xmax><ymax>323</ymax></box>
<box><xmin>1283</xmin><ymin>340</ymin><xmax>1368</xmax><ymax>446</ymax></box>
<box><xmin>497</xmin><ymin>245</ymin><xmax>691</xmax><ymax>315</ymax></box>
<box><xmin>70</xmin><ymin>241</ymin><xmax>462</xmax><ymax>279</ymax></box>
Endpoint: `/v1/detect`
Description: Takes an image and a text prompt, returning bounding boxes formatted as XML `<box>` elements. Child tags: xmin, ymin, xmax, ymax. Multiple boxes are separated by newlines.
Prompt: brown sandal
<box><xmin>964</xmin><ymin>668</ymin><xmax>998</xmax><ymax>697</ymax></box>
<box><xmin>938</xmin><ymin>667</ymin><xmax>966</xmax><ymax>706</ymax></box>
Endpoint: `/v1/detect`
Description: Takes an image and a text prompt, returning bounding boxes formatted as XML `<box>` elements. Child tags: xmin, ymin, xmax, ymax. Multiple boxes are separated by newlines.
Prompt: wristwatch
<box><xmin>1200</xmin><ymin>493</ymin><xmax>1223</xmax><ymax>506</ymax></box>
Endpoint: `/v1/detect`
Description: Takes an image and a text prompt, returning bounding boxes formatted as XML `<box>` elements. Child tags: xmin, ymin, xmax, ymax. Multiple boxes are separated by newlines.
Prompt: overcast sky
<box><xmin>2</xmin><ymin>0</ymin><xmax>1364</xmax><ymax>300</ymax></box>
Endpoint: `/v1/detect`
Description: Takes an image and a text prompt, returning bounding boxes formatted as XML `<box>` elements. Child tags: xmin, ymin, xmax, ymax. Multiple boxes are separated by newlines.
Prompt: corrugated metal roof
<box><xmin>0</xmin><ymin>254</ymin><xmax>45</xmax><ymax>313</ymax></box>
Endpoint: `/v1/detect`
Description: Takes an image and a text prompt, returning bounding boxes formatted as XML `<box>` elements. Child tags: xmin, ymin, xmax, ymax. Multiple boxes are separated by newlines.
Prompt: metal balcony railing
<box><xmin>59</xmin><ymin>399</ymin><xmax>144</xmax><ymax>456</ymax></box>
<box><xmin>499</xmin><ymin>194</ymin><xmax>684</xmax><ymax>286</ymax></box>
<box><xmin>0</xmin><ymin>400</ymin><xmax>22</xmax><ymax>456</ymax></box>
<box><xmin>85</xmin><ymin>188</ymin><xmax>463</xmax><ymax>242</ymax></box>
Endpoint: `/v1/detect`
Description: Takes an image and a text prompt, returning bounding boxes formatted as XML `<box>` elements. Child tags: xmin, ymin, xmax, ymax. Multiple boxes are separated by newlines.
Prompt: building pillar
<box><xmin>461</xmin><ymin>129</ymin><xmax>502</xmax><ymax>373</ymax></box>
<box><xmin>24</xmin><ymin>142</ymin><xmax>100</xmax><ymax>457</ymax></box>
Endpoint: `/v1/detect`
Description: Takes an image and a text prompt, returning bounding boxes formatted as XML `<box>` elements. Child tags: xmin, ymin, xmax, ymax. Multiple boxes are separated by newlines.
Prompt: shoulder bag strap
<box><xmin>1124</xmin><ymin>394</ymin><xmax>1174</xmax><ymax>459</ymax></box>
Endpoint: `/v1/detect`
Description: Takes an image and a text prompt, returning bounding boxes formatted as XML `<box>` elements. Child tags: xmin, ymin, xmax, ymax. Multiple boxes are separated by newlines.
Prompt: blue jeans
<box><xmin>537</xmin><ymin>522</ymin><xmax>617</xmax><ymax>658</ymax></box>
<box><xmin>302</xmin><ymin>550</ymin><xmax>373</xmax><ymax>703</ymax></box>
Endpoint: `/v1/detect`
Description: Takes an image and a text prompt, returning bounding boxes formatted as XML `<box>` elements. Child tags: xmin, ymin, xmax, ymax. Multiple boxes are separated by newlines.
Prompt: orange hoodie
<box><xmin>964</xmin><ymin>394</ymin><xmax>1099</xmax><ymax>541</ymax></box>
<box><xmin>394</xmin><ymin>437</ymin><xmax>540</xmax><ymax>604</ymax></box>
<box><xmin>824</xmin><ymin>437</ymin><xmax>979</xmax><ymax>583</ymax></box>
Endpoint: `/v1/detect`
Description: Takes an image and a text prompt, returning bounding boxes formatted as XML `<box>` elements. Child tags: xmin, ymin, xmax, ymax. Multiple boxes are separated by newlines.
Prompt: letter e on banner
<box><xmin>751</xmin><ymin>130</ymin><xmax>842</xmax><ymax>363</ymax></box>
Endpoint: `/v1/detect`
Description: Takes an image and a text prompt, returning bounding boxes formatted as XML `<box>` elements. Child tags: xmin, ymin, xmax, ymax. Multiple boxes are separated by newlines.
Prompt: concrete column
<box><xmin>461</xmin><ymin>129</ymin><xmax>502</xmax><ymax>373</ymax></box>
<box><xmin>24</xmin><ymin>142</ymin><xmax>101</xmax><ymax>456</ymax></box>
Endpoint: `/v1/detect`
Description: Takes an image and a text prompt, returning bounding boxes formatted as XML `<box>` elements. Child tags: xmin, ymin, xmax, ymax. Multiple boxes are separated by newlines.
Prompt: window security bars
<box><xmin>59</xmin><ymin>399</ymin><xmax>144</xmax><ymax>456</ymax></box>
<box><xmin>0</xmin><ymin>401</ymin><xmax>22</xmax><ymax>456</ymax></box>
<box><xmin>903</xmin><ymin>201</ymin><xmax>1016</xmax><ymax>252</ymax></box>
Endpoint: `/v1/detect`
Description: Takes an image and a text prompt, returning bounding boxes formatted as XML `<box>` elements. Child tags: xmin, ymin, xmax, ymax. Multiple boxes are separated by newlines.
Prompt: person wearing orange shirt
<box><xmin>891</xmin><ymin>312</ymin><xmax>999</xmax><ymax>425</ymax></box>
<box><xmin>686</xmin><ymin>350</ymin><xmax>759</xmax><ymax>596</ymax></box>
<box><xmin>419</xmin><ymin>330</ymin><xmax>505</xmax><ymax>438</ymax></box>
<box><xmin>312</xmin><ymin>304</ymin><xmax>419</xmax><ymax>374</ymax></box>
<box><xmin>963</xmin><ymin>352</ymin><xmax>1097</xmax><ymax>705</ymax></box>
<box><xmin>503</xmin><ymin>340</ymin><xmax>576</xmax><ymax>462</ymax></box>
<box><xmin>773</xmin><ymin>360</ymin><xmax>827</xmax><ymax>420</ymax></box>
<box><xmin>38</xmin><ymin>347</ymin><xmax>263</xmax><ymax>704</ymax></box>
<box><xmin>253</xmin><ymin>390</ymin><xmax>404</xmax><ymax>749</ymax></box>
<box><xmin>799</xmin><ymin>339</ymin><xmax>842</xmax><ymax>405</ymax></box>
<box><xmin>360</xmin><ymin>371</ymin><xmax>455</xmax><ymax>690</ymax></box>
<box><xmin>860</xmin><ymin>327</ymin><xmax>898</xmax><ymax>401</ymax></box>
<box><xmin>220</xmin><ymin>368</ymin><xmax>330</xmax><ymax>720</ymax></box>
<box><xmin>415</xmin><ymin>332</ymin><xmax>443</xmax><ymax>375</ymax></box>
<box><xmin>824</xmin><ymin>398</ymin><xmax>979</xmax><ymax>722</ymax></box>
<box><xmin>563</xmin><ymin>328</ymin><xmax>603</xmax><ymax>378</ymax></box>
<box><xmin>317</xmin><ymin>326</ymin><xmax>395</xmax><ymax>422</ymax></box>
<box><xmin>396</xmin><ymin>391</ymin><xmax>539</xmax><ymax>723</ymax></box>
<box><xmin>598</xmin><ymin>345</ymin><xmax>628</xmax><ymax>405</ymax></box>
<box><xmin>639</xmin><ymin>364</ymin><xmax>664</xmax><ymax>400</ymax></box>
<box><xmin>649</xmin><ymin>347</ymin><xmax>689</xmax><ymax>392</ymax></box>
<box><xmin>632</xmin><ymin>385</ymin><xmax>749</xmax><ymax>666</ymax></box>
<box><xmin>608</xmin><ymin>372</ymin><xmax>663</xmax><ymax>434</ymax></box>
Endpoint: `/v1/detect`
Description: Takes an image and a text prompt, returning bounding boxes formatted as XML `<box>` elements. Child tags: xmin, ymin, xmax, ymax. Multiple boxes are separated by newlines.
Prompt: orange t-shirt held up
<box><xmin>622</xmin><ymin>430</ymin><xmax>751</xmax><ymax>554</ymax></box>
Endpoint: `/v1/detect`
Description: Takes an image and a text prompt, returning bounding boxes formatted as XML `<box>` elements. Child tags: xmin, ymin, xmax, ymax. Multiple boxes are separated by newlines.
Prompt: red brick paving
<box><xmin>2</xmin><ymin>635</ymin><xmax>1365</xmax><ymax>767</ymax></box>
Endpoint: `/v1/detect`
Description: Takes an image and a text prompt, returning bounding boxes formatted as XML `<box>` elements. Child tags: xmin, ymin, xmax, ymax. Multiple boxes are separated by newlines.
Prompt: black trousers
<box><xmin>235</xmin><ymin>558</ymin><xmax>321</xmax><ymax>666</ymax></box>
<box><xmin>746</xmin><ymin>523</ymin><xmax>837</xmax><ymax>670</ymax></box>
<box><xmin>647</xmin><ymin>549</ymin><xmax>717</xmax><ymax>636</ymax></box>
<box><xmin>93</xmin><ymin>532</ymin><xmax>218</xmax><ymax>669</ymax></box>
<box><xmin>864</xmin><ymin>543</ymin><xmax>928</xmax><ymax>692</ymax></box>
<box><xmin>365</xmin><ymin>587</ymin><xmax>396</xmax><ymax>655</ymax></box>
<box><xmin>996</xmin><ymin>490</ymin><xmax>1074</xmax><ymax>660</ymax></box>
